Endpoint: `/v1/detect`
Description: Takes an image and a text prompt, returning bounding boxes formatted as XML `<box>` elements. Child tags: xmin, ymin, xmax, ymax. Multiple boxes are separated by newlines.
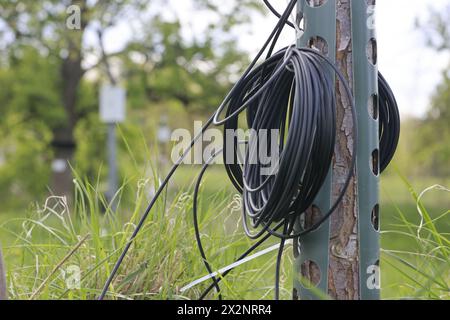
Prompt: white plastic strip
<box><xmin>180</xmin><ymin>240</ymin><xmax>292</xmax><ymax>293</ymax></box>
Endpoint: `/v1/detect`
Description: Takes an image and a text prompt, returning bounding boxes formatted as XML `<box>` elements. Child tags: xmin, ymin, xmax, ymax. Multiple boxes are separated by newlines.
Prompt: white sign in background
<box><xmin>100</xmin><ymin>85</ymin><xmax>126</xmax><ymax>123</ymax></box>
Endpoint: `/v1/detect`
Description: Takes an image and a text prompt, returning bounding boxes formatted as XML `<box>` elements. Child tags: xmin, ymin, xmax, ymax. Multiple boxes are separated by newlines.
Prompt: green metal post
<box><xmin>293</xmin><ymin>0</ymin><xmax>336</xmax><ymax>300</ymax></box>
<box><xmin>293</xmin><ymin>0</ymin><xmax>380</xmax><ymax>300</ymax></box>
<box><xmin>352</xmin><ymin>0</ymin><xmax>380</xmax><ymax>300</ymax></box>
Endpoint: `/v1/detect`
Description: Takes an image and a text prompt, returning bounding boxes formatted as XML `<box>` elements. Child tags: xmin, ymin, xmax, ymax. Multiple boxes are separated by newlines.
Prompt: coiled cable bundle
<box><xmin>207</xmin><ymin>44</ymin><xmax>357</xmax><ymax>300</ymax></box>
<box><xmin>220</xmin><ymin>46</ymin><xmax>355</xmax><ymax>241</ymax></box>
<box><xmin>99</xmin><ymin>0</ymin><xmax>399</xmax><ymax>301</ymax></box>
<box><xmin>264</xmin><ymin>1</ymin><xmax>401</xmax><ymax>173</ymax></box>
<box><xmin>378</xmin><ymin>72</ymin><xmax>400</xmax><ymax>173</ymax></box>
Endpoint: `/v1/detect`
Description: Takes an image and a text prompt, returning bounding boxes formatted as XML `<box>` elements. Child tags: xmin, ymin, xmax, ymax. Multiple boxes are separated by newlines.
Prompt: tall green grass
<box><xmin>0</xmin><ymin>163</ymin><xmax>448</xmax><ymax>299</ymax></box>
<box><xmin>0</xmin><ymin>163</ymin><xmax>292</xmax><ymax>300</ymax></box>
<box><xmin>380</xmin><ymin>179</ymin><xmax>449</xmax><ymax>300</ymax></box>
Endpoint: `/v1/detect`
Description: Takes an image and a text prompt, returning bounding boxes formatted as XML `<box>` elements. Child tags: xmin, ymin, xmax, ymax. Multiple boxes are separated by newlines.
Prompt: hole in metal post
<box><xmin>293</xmin><ymin>237</ymin><xmax>301</xmax><ymax>258</ymax></box>
<box><xmin>293</xmin><ymin>288</ymin><xmax>299</xmax><ymax>300</ymax></box>
<box><xmin>300</xmin><ymin>205</ymin><xmax>323</xmax><ymax>230</ymax></box>
<box><xmin>296</xmin><ymin>13</ymin><xmax>306</xmax><ymax>31</ymax></box>
<box><xmin>367</xmin><ymin>38</ymin><xmax>377</xmax><ymax>65</ymax></box>
<box><xmin>368</xmin><ymin>94</ymin><xmax>379</xmax><ymax>120</ymax></box>
<box><xmin>308</xmin><ymin>36</ymin><xmax>329</xmax><ymax>56</ymax></box>
<box><xmin>371</xmin><ymin>149</ymin><xmax>379</xmax><ymax>176</ymax></box>
<box><xmin>371</xmin><ymin>204</ymin><xmax>380</xmax><ymax>231</ymax></box>
<box><xmin>300</xmin><ymin>260</ymin><xmax>321</xmax><ymax>288</ymax></box>
<box><xmin>306</xmin><ymin>0</ymin><xmax>327</xmax><ymax>8</ymax></box>
<box><xmin>366</xmin><ymin>0</ymin><xmax>376</xmax><ymax>5</ymax></box>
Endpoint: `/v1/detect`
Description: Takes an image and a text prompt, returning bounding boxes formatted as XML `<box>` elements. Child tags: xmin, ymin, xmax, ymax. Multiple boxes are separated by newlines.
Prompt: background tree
<box><xmin>410</xmin><ymin>5</ymin><xmax>450</xmax><ymax>177</ymax></box>
<box><xmin>0</xmin><ymin>0</ymin><xmax>262</xmax><ymax>204</ymax></box>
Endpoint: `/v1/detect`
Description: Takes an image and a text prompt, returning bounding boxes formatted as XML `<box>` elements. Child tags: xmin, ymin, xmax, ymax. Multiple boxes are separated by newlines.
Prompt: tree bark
<box><xmin>328</xmin><ymin>0</ymin><xmax>359</xmax><ymax>300</ymax></box>
<box><xmin>300</xmin><ymin>0</ymin><xmax>359</xmax><ymax>300</ymax></box>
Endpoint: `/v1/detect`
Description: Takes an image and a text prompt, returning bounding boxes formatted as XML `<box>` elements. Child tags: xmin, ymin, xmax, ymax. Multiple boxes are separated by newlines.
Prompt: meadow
<box><xmin>0</xmin><ymin>163</ymin><xmax>448</xmax><ymax>300</ymax></box>
<box><xmin>0</xmin><ymin>0</ymin><xmax>448</xmax><ymax>302</ymax></box>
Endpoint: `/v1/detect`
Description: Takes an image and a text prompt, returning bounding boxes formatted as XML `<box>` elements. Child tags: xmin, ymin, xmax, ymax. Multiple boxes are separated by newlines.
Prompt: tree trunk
<box><xmin>0</xmin><ymin>245</ymin><xmax>7</xmax><ymax>300</ymax></box>
<box><xmin>50</xmin><ymin>52</ymin><xmax>83</xmax><ymax>200</ymax></box>
<box><xmin>300</xmin><ymin>0</ymin><xmax>359</xmax><ymax>300</ymax></box>
<box><xmin>328</xmin><ymin>0</ymin><xmax>359</xmax><ymax>300</ymax></box>
<box><xmin>50</xmin><ymin>0</ymin><xmax>87</xmax><ymax>200</ymax></box>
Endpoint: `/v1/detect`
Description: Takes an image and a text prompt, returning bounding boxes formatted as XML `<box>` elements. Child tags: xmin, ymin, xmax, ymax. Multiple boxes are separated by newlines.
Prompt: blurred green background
<box><xmin>0</xmin><ymin>0</ymin><xmax>448</xmax><ymax>300</ymax></box>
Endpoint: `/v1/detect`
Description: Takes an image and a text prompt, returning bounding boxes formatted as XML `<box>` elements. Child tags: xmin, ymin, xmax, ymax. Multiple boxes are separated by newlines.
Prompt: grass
<box><xmin>0</xmin><ymin>164</ymin><xmax>448</xmax><ymax>300</ymax></box>
<box><xmin>379</xmin><ymin>174</ymin><xmax>449</xmax><ymax>299</ymax></box>
<box><xmin>0</xmin><ymin>164</ymin><xmax>291</xmax><ymax>300</ymax></box>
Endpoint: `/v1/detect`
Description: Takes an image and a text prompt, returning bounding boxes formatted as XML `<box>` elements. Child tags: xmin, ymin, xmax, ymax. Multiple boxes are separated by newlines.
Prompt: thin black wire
<box><xmin>222</xmin><ymin>46</ymin><xmax>357</xmax><ymax>242</ymax></box>
<box><xmin>274</xmin><ymin>220</ymin><xmax>292</xmax><ymax>300</ymax></box>
<box><xmin>198</xmin><ymin>222</ymin><xmax>284</xmax><ymax>300</ymax></box>
<box><xmin>193</xmin><ymin>149</ymin><xmax>225</xmax><ymax>299</ymax></box>
<box><xmin>194</xmin><ymin>42</ymin><xmax>358</xmax><ymax>301</ymax></box>
<box><xmin>263</xmin><ymin>0</ymin><xmax>296</xmax><ymax>29</ymax></box>
<box><xmin>209</xmin><ymin>46</ymin><xmax>357</xmax><ymax>300</ymax></box>
<box><xmin>98</xmin><ymin>115</ymin><xmax>215</xmax><ymax>300</ymax></box>
<box><xmin>196</xmin><ymin>0</ymin><xmax>358</xmax><ymax>297</ymax></box>
<box><xmin>199</xmin><ymin>1</ymin><xmax>400</xmax><ymax>301</ymax></box>
<box><xmin>100</xmin><ymin>0</ymin><xmax>399</xmax><ymax>300</ymax></box>
<box><xmin>98</xmin><ymin>0</ymin><xmax>299</xmax><ymax>300</ymax></box>
<box><xmin>212</xmin><ymin>0</ymin><xmax>298</xmax><ymax>126</ymax></box>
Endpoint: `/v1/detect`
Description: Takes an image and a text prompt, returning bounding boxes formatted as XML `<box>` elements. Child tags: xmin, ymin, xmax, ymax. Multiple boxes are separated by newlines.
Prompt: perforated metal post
<box><xmin>293</xmin><ymin>0</ymin><xmax>380</xmax><ymax>300</ymax></box>
<box><xmin>353</xmin><ymin>0</ymin><xmax>380</xmax><ymax>300</ymax></box>
<box><xmin>293</xmin><ymin>0</ymin><xmax>336</xmax><ymax>300</ymax></box>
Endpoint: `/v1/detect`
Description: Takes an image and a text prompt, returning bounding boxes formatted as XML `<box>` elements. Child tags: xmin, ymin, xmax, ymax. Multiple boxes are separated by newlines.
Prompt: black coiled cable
<box><xmin>263</xmin><ymin>1</ymin><xmax>400</xmax><ymax>173</ymax></box>
<box><xmin>220</xmin><ymin>46</ymin><xmax>355</xmax><ymax>242</ymax></box>
<box><xmin>99</xmin><ymin>0</ymin><xmax>399</xmax><ymax>300</ymax></box>
<box><xmin>194</xmin><ymin>44</ymin><xmax>356</xmax><ymax>300</ymax></box>
<box><xmin>194</xmin><ymin>2</ymin><xmax>400</xmax><ymax>299</ymax></box>
<box><xmin>378</xmin><ymin>72</ymin><xmax>400</xmax><ymax>172</ymax></box>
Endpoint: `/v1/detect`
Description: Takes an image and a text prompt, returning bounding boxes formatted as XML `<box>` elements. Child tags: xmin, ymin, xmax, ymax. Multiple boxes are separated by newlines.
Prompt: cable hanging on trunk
<box><xmin>99</xmin><ymin>0</ymin><xmax>399</xmax><ymax>300</ymax></box>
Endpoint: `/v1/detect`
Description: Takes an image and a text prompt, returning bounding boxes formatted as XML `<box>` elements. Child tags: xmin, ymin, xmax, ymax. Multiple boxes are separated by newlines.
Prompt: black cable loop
<box><xmin>100</xmin><ymin>0</ymin><xmax>399</xmax><ymax>301</ymax></box>
<box><xmin>222</xmin><ymin>46</ymin><xmax>356</xmax><ymax>242</ymax></box>
<box><xmin>264</xmin><ymin>1</ymin><xmax>400</xmax><ymax>172</ymax></box>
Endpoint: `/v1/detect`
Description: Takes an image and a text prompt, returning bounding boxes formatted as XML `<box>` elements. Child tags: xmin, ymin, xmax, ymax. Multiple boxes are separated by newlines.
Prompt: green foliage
<box><xmin>0</xmin><ymin>48</ymin><xmax>56</xmax><ymax>207</ymax></box>
<box><xmin>398</xmin><ymin>68</ymin><xmax>450</xmax><ymax>177</ymax></box>
<box><xmin>0</xmin><ymin>115</ymin><xmax>52</xmax><ymax>208</ymax></box>
<box><xmin>0</xmin><ymin>0</ymin><xmax>262</xmax><ymax>210</ymax></box>
<box><xmin>400</xmin><ymin>5</ymin><xmax>450</xmax><ymax>177</ymax></box>
<box><xmin>0</xmin><ymin>47</ymin><xmax>62</xmax><ymax>126</ymax></box>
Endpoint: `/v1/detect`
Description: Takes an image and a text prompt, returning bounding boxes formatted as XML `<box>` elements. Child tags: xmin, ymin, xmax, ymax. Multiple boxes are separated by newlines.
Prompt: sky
<box><xmin>376</xmin><ymin>0</ymin><xmax>449</xmax><ymax>118</ymax></box>
<box><xmin>101</xmin><ymin>0</ymin><xmax>450</xmax><ymax>119</ymax></box>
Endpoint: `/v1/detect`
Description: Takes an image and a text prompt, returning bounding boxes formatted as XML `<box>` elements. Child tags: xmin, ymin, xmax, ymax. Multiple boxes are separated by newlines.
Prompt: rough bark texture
<box><xmin>328</xmin><ymin>0</ymin><xmax>359</xmax><ymax>300</ymax></box>
<box><xmin>0</xmin><ymin>245</ymin><xmax>7</xmax><ymax>300</ymax></box>
<box><xmin>301</xmin><ymin>0</ymin><xmax>359</xmax><ymax>300</ymax></box>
